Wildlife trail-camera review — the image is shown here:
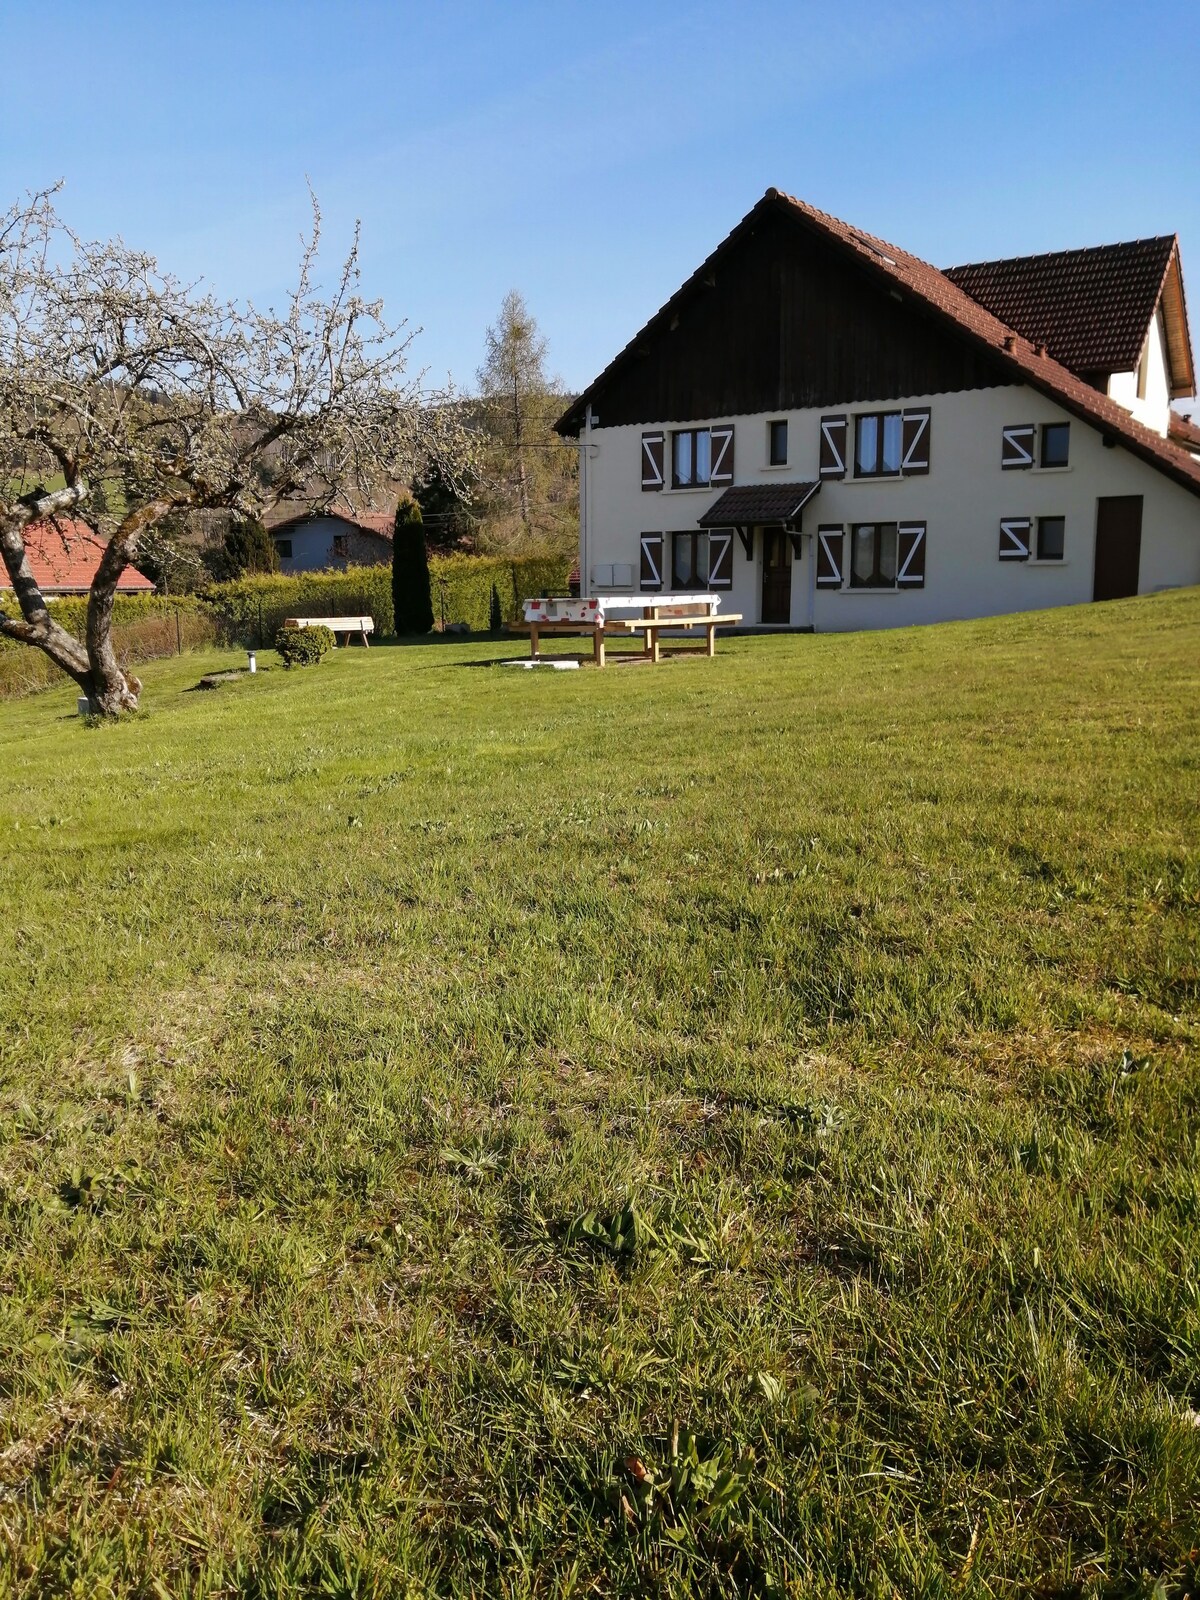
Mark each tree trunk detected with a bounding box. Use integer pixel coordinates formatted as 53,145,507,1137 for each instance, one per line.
0,488,162,716
511,373,531,535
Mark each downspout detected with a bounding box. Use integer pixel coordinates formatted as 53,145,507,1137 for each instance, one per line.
580,405,597,597
806,530,816,630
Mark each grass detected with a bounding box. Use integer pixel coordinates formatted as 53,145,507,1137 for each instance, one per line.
0,594,1198,1598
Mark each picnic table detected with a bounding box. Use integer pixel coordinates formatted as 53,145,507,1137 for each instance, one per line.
282,615,374,647
509,594,741,667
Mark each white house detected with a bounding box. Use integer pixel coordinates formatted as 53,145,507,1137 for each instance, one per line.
555,190,1200,630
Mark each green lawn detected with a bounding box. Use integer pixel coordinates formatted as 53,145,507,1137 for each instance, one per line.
1,596,1198,1598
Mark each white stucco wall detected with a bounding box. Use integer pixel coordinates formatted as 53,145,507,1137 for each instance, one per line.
579,384,1200,633
1108,307,1172,435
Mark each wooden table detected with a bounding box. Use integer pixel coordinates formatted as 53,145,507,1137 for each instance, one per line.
510,595,741,667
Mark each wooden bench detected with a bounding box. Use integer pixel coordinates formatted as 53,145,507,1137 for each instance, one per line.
508,618,607,666
604,601,742,663
283,615,374,647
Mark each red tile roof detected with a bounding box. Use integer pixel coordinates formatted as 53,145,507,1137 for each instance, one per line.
1,520,155,594
944,236,1179,378
558,190,1200,502
265,506,395,539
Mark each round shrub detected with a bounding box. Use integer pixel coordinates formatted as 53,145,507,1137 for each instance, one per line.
274,623,335,667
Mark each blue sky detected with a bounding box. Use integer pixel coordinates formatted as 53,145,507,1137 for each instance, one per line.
2,1,1197,401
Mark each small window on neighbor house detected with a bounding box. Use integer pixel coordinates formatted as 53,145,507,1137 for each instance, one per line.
768,419,788,466
1040,423,1070,468
276,538,292,559
855,412,903,477
1137,339,1150,400
332,533,349,558
1036,516,1065,561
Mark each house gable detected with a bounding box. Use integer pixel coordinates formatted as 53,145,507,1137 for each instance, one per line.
559,203,1012,434
560,190,1200,504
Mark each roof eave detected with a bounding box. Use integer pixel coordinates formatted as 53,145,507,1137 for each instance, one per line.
1162,244,1196,399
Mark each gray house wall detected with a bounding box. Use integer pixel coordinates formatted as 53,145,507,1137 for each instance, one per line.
272,515,391,573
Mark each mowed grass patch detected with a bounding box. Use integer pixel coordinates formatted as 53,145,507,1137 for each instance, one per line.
0,594,1198,1597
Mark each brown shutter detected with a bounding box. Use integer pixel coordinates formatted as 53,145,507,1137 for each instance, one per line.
897,521,926,586
901,409,931,474
819,415,847,477
1001,425,1035,469
641,432,664,490
710,425,735,485
639,532,664,589
999,517,1031,560
816,525,844,587
707,529,733,588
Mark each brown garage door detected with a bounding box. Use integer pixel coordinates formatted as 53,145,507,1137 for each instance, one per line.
1093,496,1142,602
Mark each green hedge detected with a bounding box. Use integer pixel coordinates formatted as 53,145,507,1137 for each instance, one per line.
0,591,209,646
204,554,571,644
202,569,395,647
429,554,571,633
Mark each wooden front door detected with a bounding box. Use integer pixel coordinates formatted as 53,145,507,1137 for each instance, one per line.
1093,496,1142,601
761,527,792,623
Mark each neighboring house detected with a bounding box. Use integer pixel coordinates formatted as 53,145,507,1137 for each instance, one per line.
1,519,155,596
265,508,394,573
556,189,1200,631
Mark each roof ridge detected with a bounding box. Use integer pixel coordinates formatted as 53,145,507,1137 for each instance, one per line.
945,234,1177,277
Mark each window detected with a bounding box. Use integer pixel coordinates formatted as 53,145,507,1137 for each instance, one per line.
1036,516,1065,561
1040,423,1070,468
332,533,349,558
1137,338,1150,400
855,412,903,477
849,523,899,588
276,538,293,559
672,531,709,589
768,419,788,466
673,428,711,487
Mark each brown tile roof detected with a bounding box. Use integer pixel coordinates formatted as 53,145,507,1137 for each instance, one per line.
698,480,820,526
265,505,395,539
558,190,1200,503
943,236,1178,378
1,520,155,595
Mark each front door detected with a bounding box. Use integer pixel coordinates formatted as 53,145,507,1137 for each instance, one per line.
761,527,792,623
1093,496,1142,601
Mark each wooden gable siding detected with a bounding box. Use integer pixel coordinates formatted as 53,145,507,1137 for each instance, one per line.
582,209,1012,430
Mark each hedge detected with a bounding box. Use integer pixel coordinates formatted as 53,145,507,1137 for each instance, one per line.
203,553,572,644
429,554,571,633
201,569,395,648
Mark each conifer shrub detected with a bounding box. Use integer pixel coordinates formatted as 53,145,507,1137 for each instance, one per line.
392,499,434,635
